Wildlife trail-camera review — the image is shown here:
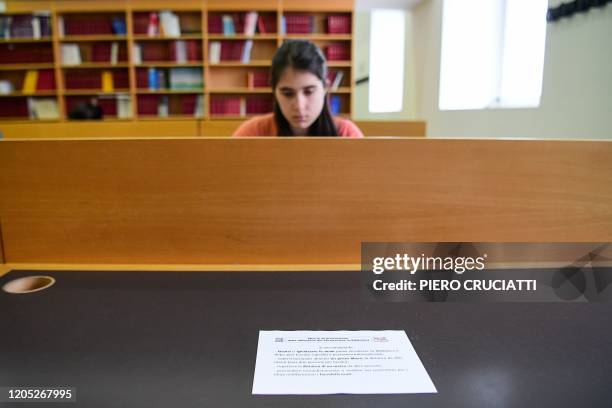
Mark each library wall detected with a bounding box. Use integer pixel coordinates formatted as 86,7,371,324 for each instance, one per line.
412,0,612,139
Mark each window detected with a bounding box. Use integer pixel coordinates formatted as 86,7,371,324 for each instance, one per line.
369,9,406,113
439,0,548,110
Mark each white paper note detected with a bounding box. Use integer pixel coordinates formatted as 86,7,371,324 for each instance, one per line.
252,330,437,395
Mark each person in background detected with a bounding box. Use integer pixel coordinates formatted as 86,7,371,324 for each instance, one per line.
233,40,363,137
68,97,103,120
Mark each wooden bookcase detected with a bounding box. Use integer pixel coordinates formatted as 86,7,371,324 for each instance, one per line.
0,0,355,136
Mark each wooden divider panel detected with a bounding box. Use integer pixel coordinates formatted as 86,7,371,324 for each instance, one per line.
0,138,610,265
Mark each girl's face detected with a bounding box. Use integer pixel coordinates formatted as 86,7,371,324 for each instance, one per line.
274,67,327,135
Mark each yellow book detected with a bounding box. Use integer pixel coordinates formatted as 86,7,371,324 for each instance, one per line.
101,71,114,92
22,70,39,94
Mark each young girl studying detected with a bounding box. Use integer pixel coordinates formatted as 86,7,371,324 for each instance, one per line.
233,40,363,137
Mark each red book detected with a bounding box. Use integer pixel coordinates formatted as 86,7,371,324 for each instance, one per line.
138,95,159,115
246,96,262,114
181,94,198,115
220,41,242,61
211,96,241,115
36,69,56,91
233,13,244,34
327,14,351,34
208,14,223,34
97,98,117,116
257,15,267,34
186,41,201,61
91,43,111,62
287,14,312,34
65,71,101,89
326,43,350,61
0,98,29,118
133,13,149,35
142,44,168,62
136,69,148,89
118,43,128,62
265,14,277,33
113,70,129,89
253,71,269,88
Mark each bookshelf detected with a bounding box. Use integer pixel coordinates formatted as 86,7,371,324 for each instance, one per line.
0,0,355,133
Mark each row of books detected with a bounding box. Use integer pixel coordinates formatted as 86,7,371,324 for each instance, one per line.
3,43,349,68
137,94,204,117
0,97,59,119
1,69,341,95
1,96,307,119
60,43,127,65
281,14,351,34
58,15,126,36
0,13,52,39
209,95,272,116
132,40,201,63
138,67,203,91
209,40,254,63
133,11,188,37
64,70,129,90
208,12,276,36
0,12,349,39
0,43,53,63
0,69,56,95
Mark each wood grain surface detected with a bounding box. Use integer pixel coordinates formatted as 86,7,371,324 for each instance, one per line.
0,138,610,265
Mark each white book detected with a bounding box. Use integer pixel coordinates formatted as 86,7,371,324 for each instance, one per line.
158,96,169,117
160,11,181,37
331,71,344,91
27,97,36,119
110,42,119,64
132,43,142,64
194,95,204,117
244,11,258,36
147,12,158,37
240,97,246,116
61,44,81,65
174,40,187,63
0,80,13,94
116,94,132,118
209,41,221,64
2,16,11,39
57,15,64,38
31,17,41,39
241,39,253,63
29,98,59,120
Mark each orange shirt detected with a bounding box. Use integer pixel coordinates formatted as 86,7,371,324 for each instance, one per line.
232,113,364,137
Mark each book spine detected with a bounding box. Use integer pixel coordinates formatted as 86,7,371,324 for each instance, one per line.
148,67,158,90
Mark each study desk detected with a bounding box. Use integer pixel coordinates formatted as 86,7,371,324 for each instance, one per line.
2,268,611,407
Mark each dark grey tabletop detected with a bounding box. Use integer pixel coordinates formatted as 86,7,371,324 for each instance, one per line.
1,269,611,407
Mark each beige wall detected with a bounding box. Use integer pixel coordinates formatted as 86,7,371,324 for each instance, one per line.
355,0,612,139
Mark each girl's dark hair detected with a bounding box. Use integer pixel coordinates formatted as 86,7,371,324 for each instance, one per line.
270,40,338,137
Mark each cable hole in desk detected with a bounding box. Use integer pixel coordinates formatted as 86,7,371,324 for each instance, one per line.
2,276,56,294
